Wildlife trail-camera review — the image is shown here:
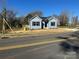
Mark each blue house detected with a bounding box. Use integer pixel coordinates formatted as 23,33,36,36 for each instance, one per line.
29,16,59,29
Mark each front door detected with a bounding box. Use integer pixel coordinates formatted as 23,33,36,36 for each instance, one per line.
45,22,48,27
41,22,45,29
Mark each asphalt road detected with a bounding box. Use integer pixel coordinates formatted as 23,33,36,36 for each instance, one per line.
0,42,78,59
0,32,78,59
0,42,65,59
0,32,72,47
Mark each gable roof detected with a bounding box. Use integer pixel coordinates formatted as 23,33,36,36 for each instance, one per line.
29,15,58,22
40,17,47,20
48,16,58,21
30,15,42,21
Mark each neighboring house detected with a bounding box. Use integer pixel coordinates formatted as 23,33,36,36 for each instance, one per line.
47,17,58,29
29,16,42,29
29,16,59,29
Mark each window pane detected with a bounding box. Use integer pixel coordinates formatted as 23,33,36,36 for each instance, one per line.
51,22,55,26
32,22,36,26
37,22,40,26
32,22,40,26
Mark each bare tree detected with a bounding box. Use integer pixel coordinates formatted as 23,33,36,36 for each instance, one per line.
59,10,69,26
0,9,22,29
0,13,3,30
23,11,43,25
71,16,78,27
30,11,43,16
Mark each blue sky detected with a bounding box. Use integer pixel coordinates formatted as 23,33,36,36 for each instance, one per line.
0,0,79,17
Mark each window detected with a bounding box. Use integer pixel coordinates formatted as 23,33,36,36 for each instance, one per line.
37,22,40,26
32,22,40,26
51,22,55,26
32,22,36,26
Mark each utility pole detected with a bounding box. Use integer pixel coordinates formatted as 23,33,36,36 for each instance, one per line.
2,0,14,36
2,0,6,34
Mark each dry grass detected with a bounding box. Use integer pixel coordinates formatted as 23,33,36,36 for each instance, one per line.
0,28,73,38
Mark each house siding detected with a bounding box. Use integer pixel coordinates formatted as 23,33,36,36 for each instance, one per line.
47,19,58,29
30,16,42,29
29,16,58,30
